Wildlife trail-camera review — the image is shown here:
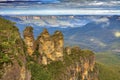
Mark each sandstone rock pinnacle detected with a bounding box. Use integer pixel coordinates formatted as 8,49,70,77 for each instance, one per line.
23,26,34,56
36,29,64,64
37,28,55,62
52,31,64,60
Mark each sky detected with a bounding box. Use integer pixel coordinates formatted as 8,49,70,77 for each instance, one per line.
0,0,120,15
0,0,60,2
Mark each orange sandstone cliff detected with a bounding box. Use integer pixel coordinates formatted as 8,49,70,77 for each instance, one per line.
0,17,98,80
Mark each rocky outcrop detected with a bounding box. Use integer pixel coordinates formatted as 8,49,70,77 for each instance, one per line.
0,17,31,80
0,17,98,80
65,47,71,55
23,26,34,56
37,29,55,62
22,27,98,80
23,28,64,65
52,31,64,60
36,29,64,65
63,47,98,80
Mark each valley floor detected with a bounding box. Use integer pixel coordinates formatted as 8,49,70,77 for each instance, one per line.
95,51,120,80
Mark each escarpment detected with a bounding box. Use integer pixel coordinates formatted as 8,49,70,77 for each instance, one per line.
0,17,31,80
62,47,98,80
23,27,98,80
0,17,98,80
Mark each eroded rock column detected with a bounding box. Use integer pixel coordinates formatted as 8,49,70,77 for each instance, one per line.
37,29,55,64
37,29,64,64
52,31,64,60
23,26,34,56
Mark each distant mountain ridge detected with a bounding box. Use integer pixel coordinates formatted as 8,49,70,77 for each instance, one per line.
2,15,120,52
64,15,120,51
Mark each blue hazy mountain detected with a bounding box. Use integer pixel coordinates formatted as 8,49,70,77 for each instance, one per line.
64,16,120,51
2,15,120,52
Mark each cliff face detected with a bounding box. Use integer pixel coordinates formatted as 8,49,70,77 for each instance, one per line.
23,27,98,80
61,47,98,80
0,17,98,80
0,17,31,80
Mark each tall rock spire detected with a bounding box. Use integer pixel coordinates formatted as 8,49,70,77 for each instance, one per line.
52,31,64,60
36,29,64,64
37,28,55,64
23,26,34,56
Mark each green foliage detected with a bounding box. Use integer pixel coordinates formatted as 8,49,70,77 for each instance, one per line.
0,17,96,80
0,53,11,64
29,63,52,80
29,47,95,80
96,51,120,80
63,48,94,66
0,17,26,78
96,63,120,80
96,51,120,65
33,50,40,58
0,17,24,62
28,60,66,80
0,17,18,78
47,61,66,80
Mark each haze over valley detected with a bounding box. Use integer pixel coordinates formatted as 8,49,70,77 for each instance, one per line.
3,15,120,52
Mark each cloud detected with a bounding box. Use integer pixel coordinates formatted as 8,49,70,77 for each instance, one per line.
88,1,120,6
90,38,106,47
91,17,110,27
1,9,120,15
0,0,120,15
9,16,89,28
95,17,109,23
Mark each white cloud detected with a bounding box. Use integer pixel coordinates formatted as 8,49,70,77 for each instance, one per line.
90,38,106,47
1,9,120,15
11,15,90,28
87,1,120,6
95,17,109,23
0,0,120,15
91,17,110,27
58,20,73,27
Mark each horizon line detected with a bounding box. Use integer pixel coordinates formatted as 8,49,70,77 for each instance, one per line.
1,9,120,16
